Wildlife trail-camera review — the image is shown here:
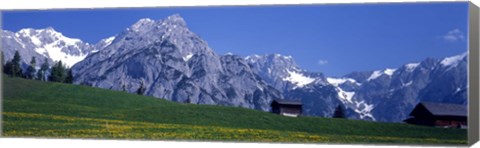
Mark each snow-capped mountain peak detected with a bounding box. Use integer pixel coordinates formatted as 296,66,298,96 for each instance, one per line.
2,27,115,68
13,27,94,67
16,27,82,46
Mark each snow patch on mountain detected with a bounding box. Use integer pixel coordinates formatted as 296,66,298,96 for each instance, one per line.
367,70,383,81
384,68,396,76
38,43,87,67
282,69,315,88
18,28,82,47
441,52,467,67
405,63,419,72
326,77,359,103
336,87,355,103
327,77,360,86
29,35,42,46
367,68,396,81
183,53,194,61
104,36,115,44
354,100,376,120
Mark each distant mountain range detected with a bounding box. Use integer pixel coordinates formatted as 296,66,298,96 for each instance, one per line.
1,14,467,122
2,27,114,67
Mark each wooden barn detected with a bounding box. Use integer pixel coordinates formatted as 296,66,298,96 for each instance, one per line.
404,102,467,128
271,99,302,117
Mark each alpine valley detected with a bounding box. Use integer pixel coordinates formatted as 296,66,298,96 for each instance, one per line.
1,14,467,122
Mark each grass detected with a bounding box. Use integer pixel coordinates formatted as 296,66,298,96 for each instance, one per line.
1,77,468,145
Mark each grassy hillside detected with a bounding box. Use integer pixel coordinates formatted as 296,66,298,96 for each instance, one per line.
1,77,467,145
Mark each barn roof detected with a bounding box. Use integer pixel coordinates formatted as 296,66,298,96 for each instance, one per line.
272,99,302,105
420,102,467,117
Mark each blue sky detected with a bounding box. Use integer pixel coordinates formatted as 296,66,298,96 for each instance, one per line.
2,2,469,76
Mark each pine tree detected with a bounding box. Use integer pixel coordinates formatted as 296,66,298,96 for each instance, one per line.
65,68,73,83
1,51,4,70
37,58,49,81
1,52,4,77
25,57,37,79
136,83,145,95
333,105,346,118
49,60,66,82
4,61,12,76
11,51,23,77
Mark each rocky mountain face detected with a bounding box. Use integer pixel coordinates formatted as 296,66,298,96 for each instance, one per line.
72,14,281,111
4,14,467,123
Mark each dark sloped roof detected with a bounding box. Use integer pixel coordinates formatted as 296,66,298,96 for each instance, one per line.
420,102,467,117
272,99,302,105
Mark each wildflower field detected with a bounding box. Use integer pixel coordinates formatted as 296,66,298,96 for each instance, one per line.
1,77,467,145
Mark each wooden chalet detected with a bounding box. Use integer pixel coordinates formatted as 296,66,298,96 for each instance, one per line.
404,102,467,128
271,99,302,117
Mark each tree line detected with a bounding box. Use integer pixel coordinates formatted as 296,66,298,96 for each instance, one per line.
2,50,148,96
333,104,346,119
3,51,73,83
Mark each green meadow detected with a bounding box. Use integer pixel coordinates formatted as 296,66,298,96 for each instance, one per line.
2,77,467,145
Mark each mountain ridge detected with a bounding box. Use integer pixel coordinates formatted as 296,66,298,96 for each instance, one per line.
1,27,115,68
